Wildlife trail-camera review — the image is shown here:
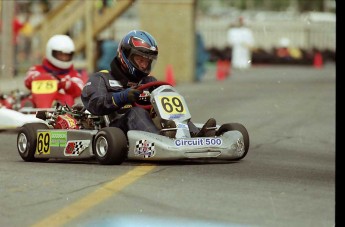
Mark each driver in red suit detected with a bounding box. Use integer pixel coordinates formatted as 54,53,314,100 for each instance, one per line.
24,34,85,106
81,30,216,138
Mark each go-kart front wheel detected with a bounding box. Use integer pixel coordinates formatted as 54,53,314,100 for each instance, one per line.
17,123,49,162
93,127,127,165
216,123,250,161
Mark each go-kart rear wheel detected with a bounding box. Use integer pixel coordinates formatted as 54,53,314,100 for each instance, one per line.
93,127,127,165
216,123,250,161
17,123,49,162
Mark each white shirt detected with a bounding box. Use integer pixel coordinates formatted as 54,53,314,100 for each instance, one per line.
227,26,254,69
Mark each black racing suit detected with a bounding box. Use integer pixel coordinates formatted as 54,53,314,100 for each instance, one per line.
81,57,160,135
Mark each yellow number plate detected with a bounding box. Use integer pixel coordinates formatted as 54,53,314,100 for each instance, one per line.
36,132,51,154
159,95,186,114
32,80,58,94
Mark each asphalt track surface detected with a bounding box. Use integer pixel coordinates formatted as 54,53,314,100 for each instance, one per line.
0,63,336,227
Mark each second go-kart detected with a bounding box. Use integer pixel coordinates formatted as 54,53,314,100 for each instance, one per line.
16,81,249,165
0,73,63,130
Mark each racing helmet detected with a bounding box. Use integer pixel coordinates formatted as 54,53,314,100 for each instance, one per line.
117,30,158,81
46,34,75,69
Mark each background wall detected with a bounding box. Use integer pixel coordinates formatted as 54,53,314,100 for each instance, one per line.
138,0,196,83
1,0,335,79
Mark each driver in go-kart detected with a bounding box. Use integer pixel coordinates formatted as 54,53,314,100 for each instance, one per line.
24,34,85,106
81,30,216,138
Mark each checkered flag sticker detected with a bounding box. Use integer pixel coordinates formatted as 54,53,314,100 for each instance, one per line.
64,140,91,156
134,140,155,158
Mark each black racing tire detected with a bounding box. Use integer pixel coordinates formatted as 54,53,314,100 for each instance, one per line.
17,123,49,162
93,127,127,165
216,123,250,161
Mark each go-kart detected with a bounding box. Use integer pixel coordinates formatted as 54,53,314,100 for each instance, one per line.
0,73,60,112
1,69,88,112
0,71,89,130
0,74,61,130
16,81,249,165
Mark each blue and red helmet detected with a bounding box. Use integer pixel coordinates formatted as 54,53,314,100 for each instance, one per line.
117,30,158,81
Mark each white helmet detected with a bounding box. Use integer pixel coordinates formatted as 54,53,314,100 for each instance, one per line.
46,34,75,69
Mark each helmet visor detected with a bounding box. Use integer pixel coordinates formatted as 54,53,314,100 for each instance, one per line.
128,50,157,74
52,50,74,62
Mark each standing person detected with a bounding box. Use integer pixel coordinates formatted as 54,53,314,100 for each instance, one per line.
24,34,85,106
96,39,118,71
81,30,216,139
195,31,209,82
227,16,255,69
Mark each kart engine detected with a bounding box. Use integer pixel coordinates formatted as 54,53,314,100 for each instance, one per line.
36,103,104,130
54,114,79,129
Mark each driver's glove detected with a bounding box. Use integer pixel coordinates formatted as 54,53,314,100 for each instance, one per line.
58,76,72,90
112,88,141,107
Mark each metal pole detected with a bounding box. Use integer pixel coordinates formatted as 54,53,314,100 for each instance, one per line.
85,1,94,73
0,0,14,78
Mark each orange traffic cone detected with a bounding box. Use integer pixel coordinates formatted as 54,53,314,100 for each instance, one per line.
313,52,323,69
165,64,176,86
224,60,231,77
216,60,226,80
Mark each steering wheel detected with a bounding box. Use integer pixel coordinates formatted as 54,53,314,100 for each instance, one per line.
134,81,173,110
